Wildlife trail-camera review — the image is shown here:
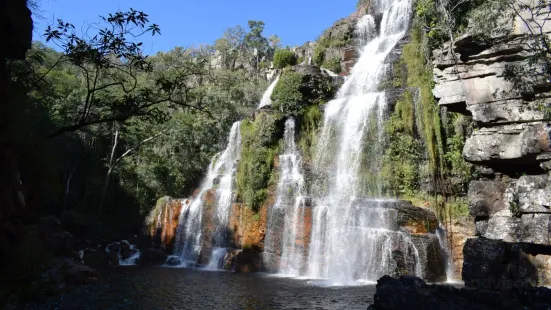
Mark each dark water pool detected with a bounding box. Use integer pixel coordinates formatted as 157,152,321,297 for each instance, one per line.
27,267,375,310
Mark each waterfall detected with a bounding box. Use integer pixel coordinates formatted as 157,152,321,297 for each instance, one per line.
173,121,241,266
258,75,281,109
264,118,309,276
173,71,282,268
321,68,339,77
436,225,455,281
305,0,414,284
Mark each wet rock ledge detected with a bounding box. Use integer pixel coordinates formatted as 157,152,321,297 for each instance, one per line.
368,275,551,310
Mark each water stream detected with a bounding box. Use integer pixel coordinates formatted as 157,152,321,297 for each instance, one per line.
305,0,414,284
173,121,241,266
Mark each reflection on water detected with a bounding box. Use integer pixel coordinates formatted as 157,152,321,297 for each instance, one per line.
27,266,375,310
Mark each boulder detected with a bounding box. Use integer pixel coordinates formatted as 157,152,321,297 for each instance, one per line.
463,238,551,290
368,275,551,310
233,250,261,273
120,241,132,259
107,250,119,266
166,256,181,266
137,249,168,266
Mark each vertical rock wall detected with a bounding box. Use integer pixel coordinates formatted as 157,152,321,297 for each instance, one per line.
433,3,551,288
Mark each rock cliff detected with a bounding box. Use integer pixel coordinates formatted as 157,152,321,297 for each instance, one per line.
433,2,551,289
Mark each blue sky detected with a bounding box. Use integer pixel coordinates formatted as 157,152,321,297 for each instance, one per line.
33,0,357,54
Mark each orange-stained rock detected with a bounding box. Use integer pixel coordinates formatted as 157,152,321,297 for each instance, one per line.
148,198,185,252
448,217,475,280
201,189,217,207
240,183,277,252
403,221,430,234
229,203,243,248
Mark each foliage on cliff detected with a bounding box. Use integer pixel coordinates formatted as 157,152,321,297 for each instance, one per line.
237,113,283,212
312,19,354,67
272,70,334,117
380,19,474,205
273,49,297,69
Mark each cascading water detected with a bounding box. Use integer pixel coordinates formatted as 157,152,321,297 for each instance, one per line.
305,0,415,284
173,71,282,269
173,121,241,266
264,118,309,276
258,75,280,109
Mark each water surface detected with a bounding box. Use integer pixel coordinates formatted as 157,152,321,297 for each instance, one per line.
30,267,375,309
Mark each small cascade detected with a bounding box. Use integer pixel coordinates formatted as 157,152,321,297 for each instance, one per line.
105,240,140,266
264,118,309,276
258,75,281,109
436,225,455,281
173,121,242,267
321,68,339,77
206,247,229,270
354,14,377,48
120,244,141,265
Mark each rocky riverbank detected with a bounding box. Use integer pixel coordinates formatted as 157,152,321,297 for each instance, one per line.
369,275,551,310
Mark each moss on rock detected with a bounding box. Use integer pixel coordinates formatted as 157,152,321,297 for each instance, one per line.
272,70,334,117
236,113,284,212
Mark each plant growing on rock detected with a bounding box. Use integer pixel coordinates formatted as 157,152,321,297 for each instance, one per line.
273,49,297,69
236,114,283,212
272,72,305,116
509,191,522,218
272,71,334,117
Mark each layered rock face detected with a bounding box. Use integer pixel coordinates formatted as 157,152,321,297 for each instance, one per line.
147,197,184,252
433,3,551,289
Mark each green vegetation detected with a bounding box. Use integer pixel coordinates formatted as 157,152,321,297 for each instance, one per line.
237,114,283,212
298,105,323,163
272,71,334,117
312,25,353,66
322,57,342,74
272,72,305,116
273,49,297,68
382,91,423,197
509,192,522,218
378,16,474,220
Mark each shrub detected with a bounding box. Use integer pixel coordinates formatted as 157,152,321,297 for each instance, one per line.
322,58,342,74
273,49,297,69
271,72,306,116
236,114,283,212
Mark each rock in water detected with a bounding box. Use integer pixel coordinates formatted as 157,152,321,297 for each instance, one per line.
166,256,181,266
369,275,551,310
137,249,168,266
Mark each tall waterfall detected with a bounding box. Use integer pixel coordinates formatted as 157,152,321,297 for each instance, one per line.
264,118,309,276
305,0,414,284
173,121,241,266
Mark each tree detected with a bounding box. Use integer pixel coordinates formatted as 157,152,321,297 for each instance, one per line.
269,35,282,49
273,49,296,68
244,20,270,70
42,9,212,137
